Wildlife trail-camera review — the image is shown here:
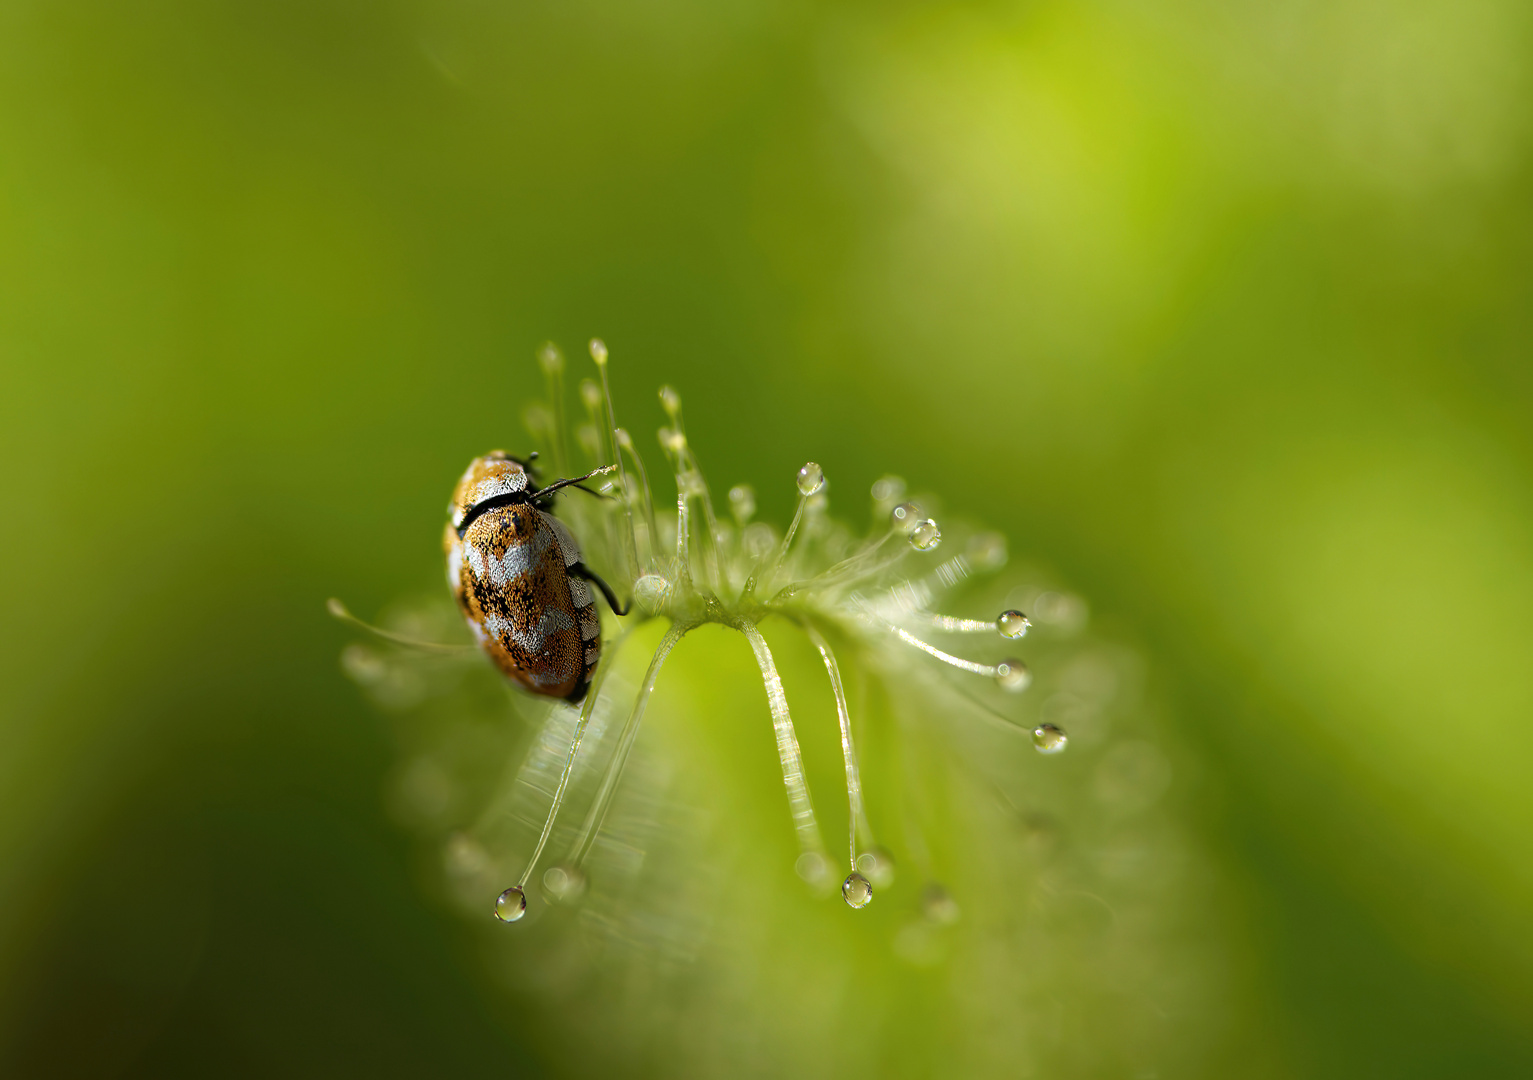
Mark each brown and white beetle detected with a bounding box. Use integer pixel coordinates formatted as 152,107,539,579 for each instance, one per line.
445,452,625,702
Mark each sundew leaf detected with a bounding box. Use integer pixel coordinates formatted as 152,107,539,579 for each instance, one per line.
334,345,1239,1078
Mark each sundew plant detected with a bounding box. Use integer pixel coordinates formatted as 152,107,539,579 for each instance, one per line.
334,341,1220,1077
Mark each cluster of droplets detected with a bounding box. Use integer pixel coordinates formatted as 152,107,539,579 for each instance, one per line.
340,337,1070,924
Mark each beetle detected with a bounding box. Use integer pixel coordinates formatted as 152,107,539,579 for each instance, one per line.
445,452,626,702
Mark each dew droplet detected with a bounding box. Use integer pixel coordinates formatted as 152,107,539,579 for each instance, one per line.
579,379,602,412
909,519,942,551
537,341,563,374
797,461,825,496
493,886,527,923
588,338,608,365
997,610,1031,639
1032,723,1068,754
922,883,961,925
728,484,756,524
542,863,588,902
891,502,922,531
842,872,873,909
995,658,1031,692
855,848,896,889
795,851,832,888
576,423,599,458
633,573,671,614
658,385,681,417
615,427,635,450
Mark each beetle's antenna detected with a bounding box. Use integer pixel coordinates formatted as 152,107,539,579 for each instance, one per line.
803,623,875,880
566,622,689,870
537,342,570,476
506,630,630,896
589,339,641,582
534,463,617,500
737,620,831,889
326,598,476,654
614,427,661,570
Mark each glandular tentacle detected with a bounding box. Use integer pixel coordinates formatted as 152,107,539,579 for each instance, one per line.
737,619,830,887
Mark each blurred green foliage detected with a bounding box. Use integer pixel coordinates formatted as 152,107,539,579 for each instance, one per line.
3,0,1533,1076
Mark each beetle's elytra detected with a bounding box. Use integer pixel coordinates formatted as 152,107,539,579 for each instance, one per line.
445,452,618,702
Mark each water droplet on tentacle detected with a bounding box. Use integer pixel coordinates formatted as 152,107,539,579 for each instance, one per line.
537,341,563,374
493,886,527,923
579,379,602,413
842,872,873,909
797,461,825,496
657,384,681,418
856,848,897,889
588,338,609,365
891,501,921,531
995,658,1031,691
1032,723,1068,754
542,863,588,903
909,519,942,551
633,573,671,614
728,484,756,524
997,610,1030,639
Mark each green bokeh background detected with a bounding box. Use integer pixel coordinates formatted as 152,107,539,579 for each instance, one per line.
4,0,1533,1075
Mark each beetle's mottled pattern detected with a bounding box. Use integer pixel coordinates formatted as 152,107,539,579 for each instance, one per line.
445,453,601,701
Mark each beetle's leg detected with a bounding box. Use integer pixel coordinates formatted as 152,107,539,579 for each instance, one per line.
571,563,630,617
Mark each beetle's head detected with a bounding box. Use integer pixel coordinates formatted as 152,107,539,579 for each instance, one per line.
448,451,538,529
